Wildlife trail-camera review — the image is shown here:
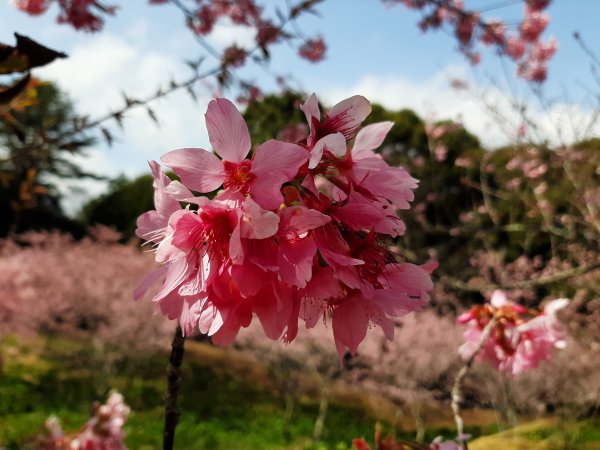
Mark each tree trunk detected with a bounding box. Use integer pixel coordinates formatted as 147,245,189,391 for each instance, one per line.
163,326,185,450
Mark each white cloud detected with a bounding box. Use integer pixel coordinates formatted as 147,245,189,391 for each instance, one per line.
207,21,256,50
31,26,215,214
317,67,600,148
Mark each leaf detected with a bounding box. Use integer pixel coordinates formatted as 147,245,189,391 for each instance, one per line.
275,7,286,23
290,0,323,18
185,59,199,72
260,45,270,61
0,34,66,74
101,127,113,147
0,73,31,106
113,112,124,129
186,86,197,103
147,107,160,126
217,69,230,87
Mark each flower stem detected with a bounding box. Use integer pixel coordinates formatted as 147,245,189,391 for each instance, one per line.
451,316,498,449
163,325,185,450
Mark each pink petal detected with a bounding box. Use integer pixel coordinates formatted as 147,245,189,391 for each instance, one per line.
332,295,369,355
313,223,364,267
161,148,225,192
205,98,251,163
283,295,301,343
198,303,224,335
179,297,205,336
352,121,394,158
133,265,167,300
490,289,508,308
149,160,180,217
250,140,308,210
334,189,404,237
544,298,569,316
156,290,184,321
254,289,289,341
278,237,317,288
211,324,239,346
136,210,166,242
164,180,194,200
246,238,279,271
154,257,192,301
231,263,264,297
277,206,331,239
380,263,434,293
327,95,371,139
229,219,244,265
300,93,320,128
240,197,280,239
171,210,202,251
309,132,346,169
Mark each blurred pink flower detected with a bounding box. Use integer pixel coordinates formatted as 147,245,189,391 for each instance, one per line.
299,36,326,62
12,0,49,15
459,291,569,377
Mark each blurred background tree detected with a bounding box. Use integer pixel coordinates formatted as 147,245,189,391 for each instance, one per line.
0,79,97,237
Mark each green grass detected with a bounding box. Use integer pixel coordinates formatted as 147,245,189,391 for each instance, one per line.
3,335,597,450
0,335,384,449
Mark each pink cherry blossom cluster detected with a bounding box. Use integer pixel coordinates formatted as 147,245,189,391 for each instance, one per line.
37,391,130,450
424,122,462,162
12,0,117,31
298,36,327,63
135,94,435,358
385,0,556,82
458,290,568,377
13,0,326,63
353,425,466,450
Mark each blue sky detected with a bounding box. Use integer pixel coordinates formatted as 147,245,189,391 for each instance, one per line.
1,0,600,213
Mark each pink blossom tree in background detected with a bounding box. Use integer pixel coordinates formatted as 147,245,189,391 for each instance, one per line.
0,227,174,377
385,0,556,82
352,312,463,443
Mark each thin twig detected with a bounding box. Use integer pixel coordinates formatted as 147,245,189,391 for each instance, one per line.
440,261,600,293
451,316,498,449
163,325,185,450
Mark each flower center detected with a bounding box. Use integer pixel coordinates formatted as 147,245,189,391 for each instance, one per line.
223,160,256,194
199,208,234,259
346,230,390,286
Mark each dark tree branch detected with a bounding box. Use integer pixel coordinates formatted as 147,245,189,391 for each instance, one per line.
164,325,185,450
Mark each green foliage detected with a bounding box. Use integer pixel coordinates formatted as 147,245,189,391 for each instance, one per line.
243,91,308,144
0,80,95,237
81,174,155,239
0,336,380,450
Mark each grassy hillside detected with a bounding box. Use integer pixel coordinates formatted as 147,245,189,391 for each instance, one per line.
1,334,597,449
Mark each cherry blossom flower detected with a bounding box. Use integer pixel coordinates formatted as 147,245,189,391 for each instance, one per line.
38,391,130,450
458,290,569,377
12,0,49,15
222,45,247,68
520,10,549,42
161,98,307,210
137,94,434,357
353,424,467,449
298,36,326,62
71,391,130,450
